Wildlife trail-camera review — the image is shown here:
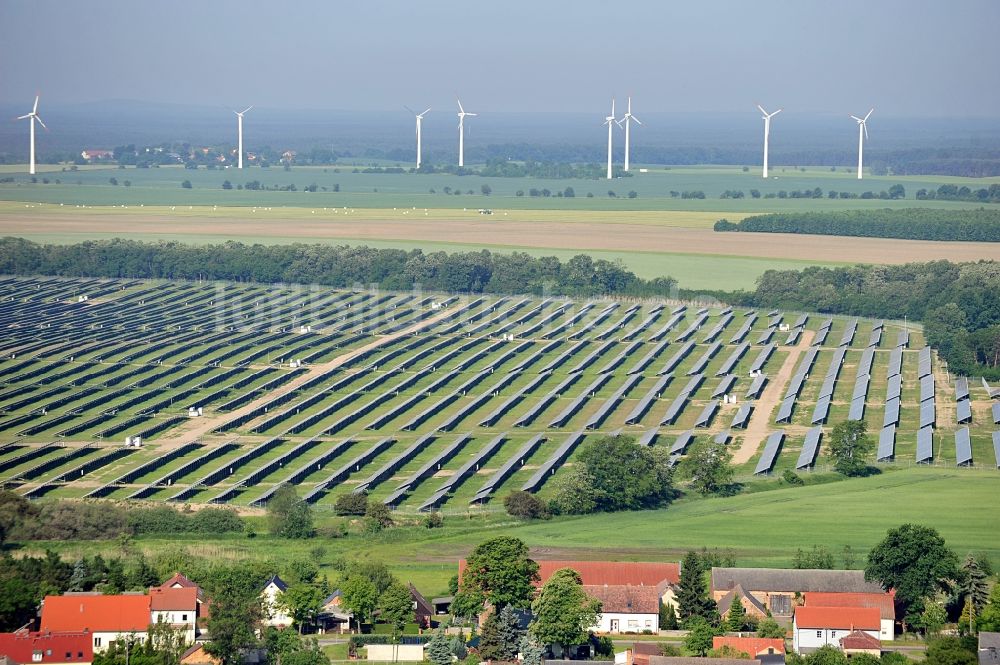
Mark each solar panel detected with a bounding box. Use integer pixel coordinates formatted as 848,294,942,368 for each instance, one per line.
703,314,734,343
768,313,784,328
852,374,871,402
754,431,785,474
597,340,644,375
886,374,902,401
872,319,885,331
818,318,833,330
749,344,776,373
918,346,932,378
679,373,705,397
897,330,910,348
627,338,671,375
955,377,970,401
877,425,896,461
670,430,695,455
694,400,720,428
659,394,689,425
811,395,832,425
755,326,777,345
796,426,822,469
887,348,903,378
916,426,934,463
883,397,901,427
472,434,546,502
637,428,658,446
745,373,768,400
714,431,730,445
993,402,1000,425
716,342,750,376
775,394,796,423
955,427,973,466
920,375,935,402
784,328,802,346
585,374,643,430
993,431,1000,468
857,347,876,377
711,374,738,399
731,403,753,429
658,340,697,375
520,431,586,492
730,315,757,344
983,378,1000,399
624,374,673,425
919,400,936,429
793,313,809,328
839,319,858,347
688,342,722,375
867,329,882,348
812,327,830,347
957,398,973,424
848,395,866,421
548,374,612,428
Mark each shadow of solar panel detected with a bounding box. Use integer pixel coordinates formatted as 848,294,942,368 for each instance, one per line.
670,430,695,455
637,428,658,446
694,400,720,428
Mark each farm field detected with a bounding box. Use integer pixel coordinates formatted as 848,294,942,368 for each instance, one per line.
1,276,997,523
4,165,1000,291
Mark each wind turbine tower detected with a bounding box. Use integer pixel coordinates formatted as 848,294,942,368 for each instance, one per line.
16,95,47,176
234,106,253,169
604,99,619,180
456,99,477,167
406,107,431,168
621,97,642,172
757,105,781,178
851,108,873,179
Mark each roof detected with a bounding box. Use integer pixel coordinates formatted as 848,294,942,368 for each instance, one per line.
41,595,151,633
712,568,884,595
840,630,882,651
149,587,198,612
458,559,679,587
0,631,93,664
804,592,895,621
159,573,199,590
408,584,433,616
717,584,767,616
981,632,1000,665
794,606,880,631
713,637,786,656
262,576,287,592
322,591,342,607
583,585,659,614
649,658,761,665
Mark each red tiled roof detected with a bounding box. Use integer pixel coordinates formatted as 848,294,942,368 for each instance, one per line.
840,629,882,651
458,560,679,587
41,595,151,633
159,573,199,590
713,637,786,656
149,588,198,612
804,592,895,621
0,631,94,664
794,606,880,631
583,585,660,614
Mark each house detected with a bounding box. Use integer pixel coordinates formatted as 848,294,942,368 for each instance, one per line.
839,630,882,657
180,644,220,665
149,587,199,643
260,576,292,628
430,596,453,615
716,584,769,620
980,632,1000,665
408,584,433,629
317,591,351,634
711,568,885,618
80,150,113,161
40,594,152,653
792,606,880,654
803,592,895,640
0,630,93,665
713,637,786,658
584,585,659,634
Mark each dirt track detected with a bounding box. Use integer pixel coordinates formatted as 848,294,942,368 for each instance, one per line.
3,211,1000,264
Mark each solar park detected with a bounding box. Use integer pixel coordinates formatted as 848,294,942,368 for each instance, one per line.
1,276,998,513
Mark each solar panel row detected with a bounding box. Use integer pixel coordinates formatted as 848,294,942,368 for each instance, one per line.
520,431,586,492
624,374,673,425
839,319,859,347
796,426,823,469
916,426,934,463
955,427,973,466
877,425,896,461
730,314,758,344
754,431,785,474
716,342,750,377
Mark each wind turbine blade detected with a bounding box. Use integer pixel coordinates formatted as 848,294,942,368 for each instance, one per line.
404,105,416,115
34,116,47,130
772,109,782,116
421,108,431,116
632,115,643,125
457,99,465,113
864,108,874,121
756,104,767,115
467,112,477,117
16,114,31,120
863,123,869,140
33,96,39,114
241,105,254,114
850,115,862,122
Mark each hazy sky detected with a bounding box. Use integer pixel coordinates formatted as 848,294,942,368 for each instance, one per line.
2,0,999,116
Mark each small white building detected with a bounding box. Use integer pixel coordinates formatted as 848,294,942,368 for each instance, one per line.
792,606,881,654
583,585,660,634
261,576,293,628
149,587,199,644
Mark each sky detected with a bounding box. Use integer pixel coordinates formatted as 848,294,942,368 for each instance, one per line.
1,0,999,117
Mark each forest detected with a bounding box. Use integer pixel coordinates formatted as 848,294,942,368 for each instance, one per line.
0,237,675,298
714,208,1000,242
740,261,1000,378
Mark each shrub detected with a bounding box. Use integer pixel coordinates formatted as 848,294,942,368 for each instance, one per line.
503,491,549,520
334,492,369,516
782,469,804,486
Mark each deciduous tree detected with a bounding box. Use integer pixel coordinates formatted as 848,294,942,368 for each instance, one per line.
529,569,601,654
828,420,874,476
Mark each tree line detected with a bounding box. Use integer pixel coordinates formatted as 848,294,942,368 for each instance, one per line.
715,208,1000,242
739,260,1000,378
0,237,677,298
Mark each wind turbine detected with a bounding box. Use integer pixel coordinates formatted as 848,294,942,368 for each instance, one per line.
457,99,477,167
604,98,619,180
621,97,642,172
851,108,873,180
406,106,431,168
757,104,781,179
16,95,47,176
234,106,253,169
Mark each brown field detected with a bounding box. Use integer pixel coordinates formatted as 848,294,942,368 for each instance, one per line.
2,208,1000,265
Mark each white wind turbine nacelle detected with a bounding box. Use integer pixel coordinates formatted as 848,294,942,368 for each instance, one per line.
234,105,253,169
16,95,47,176
457,99,477,167
621,96,643,172
757,104,781,179
851,108,874,179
